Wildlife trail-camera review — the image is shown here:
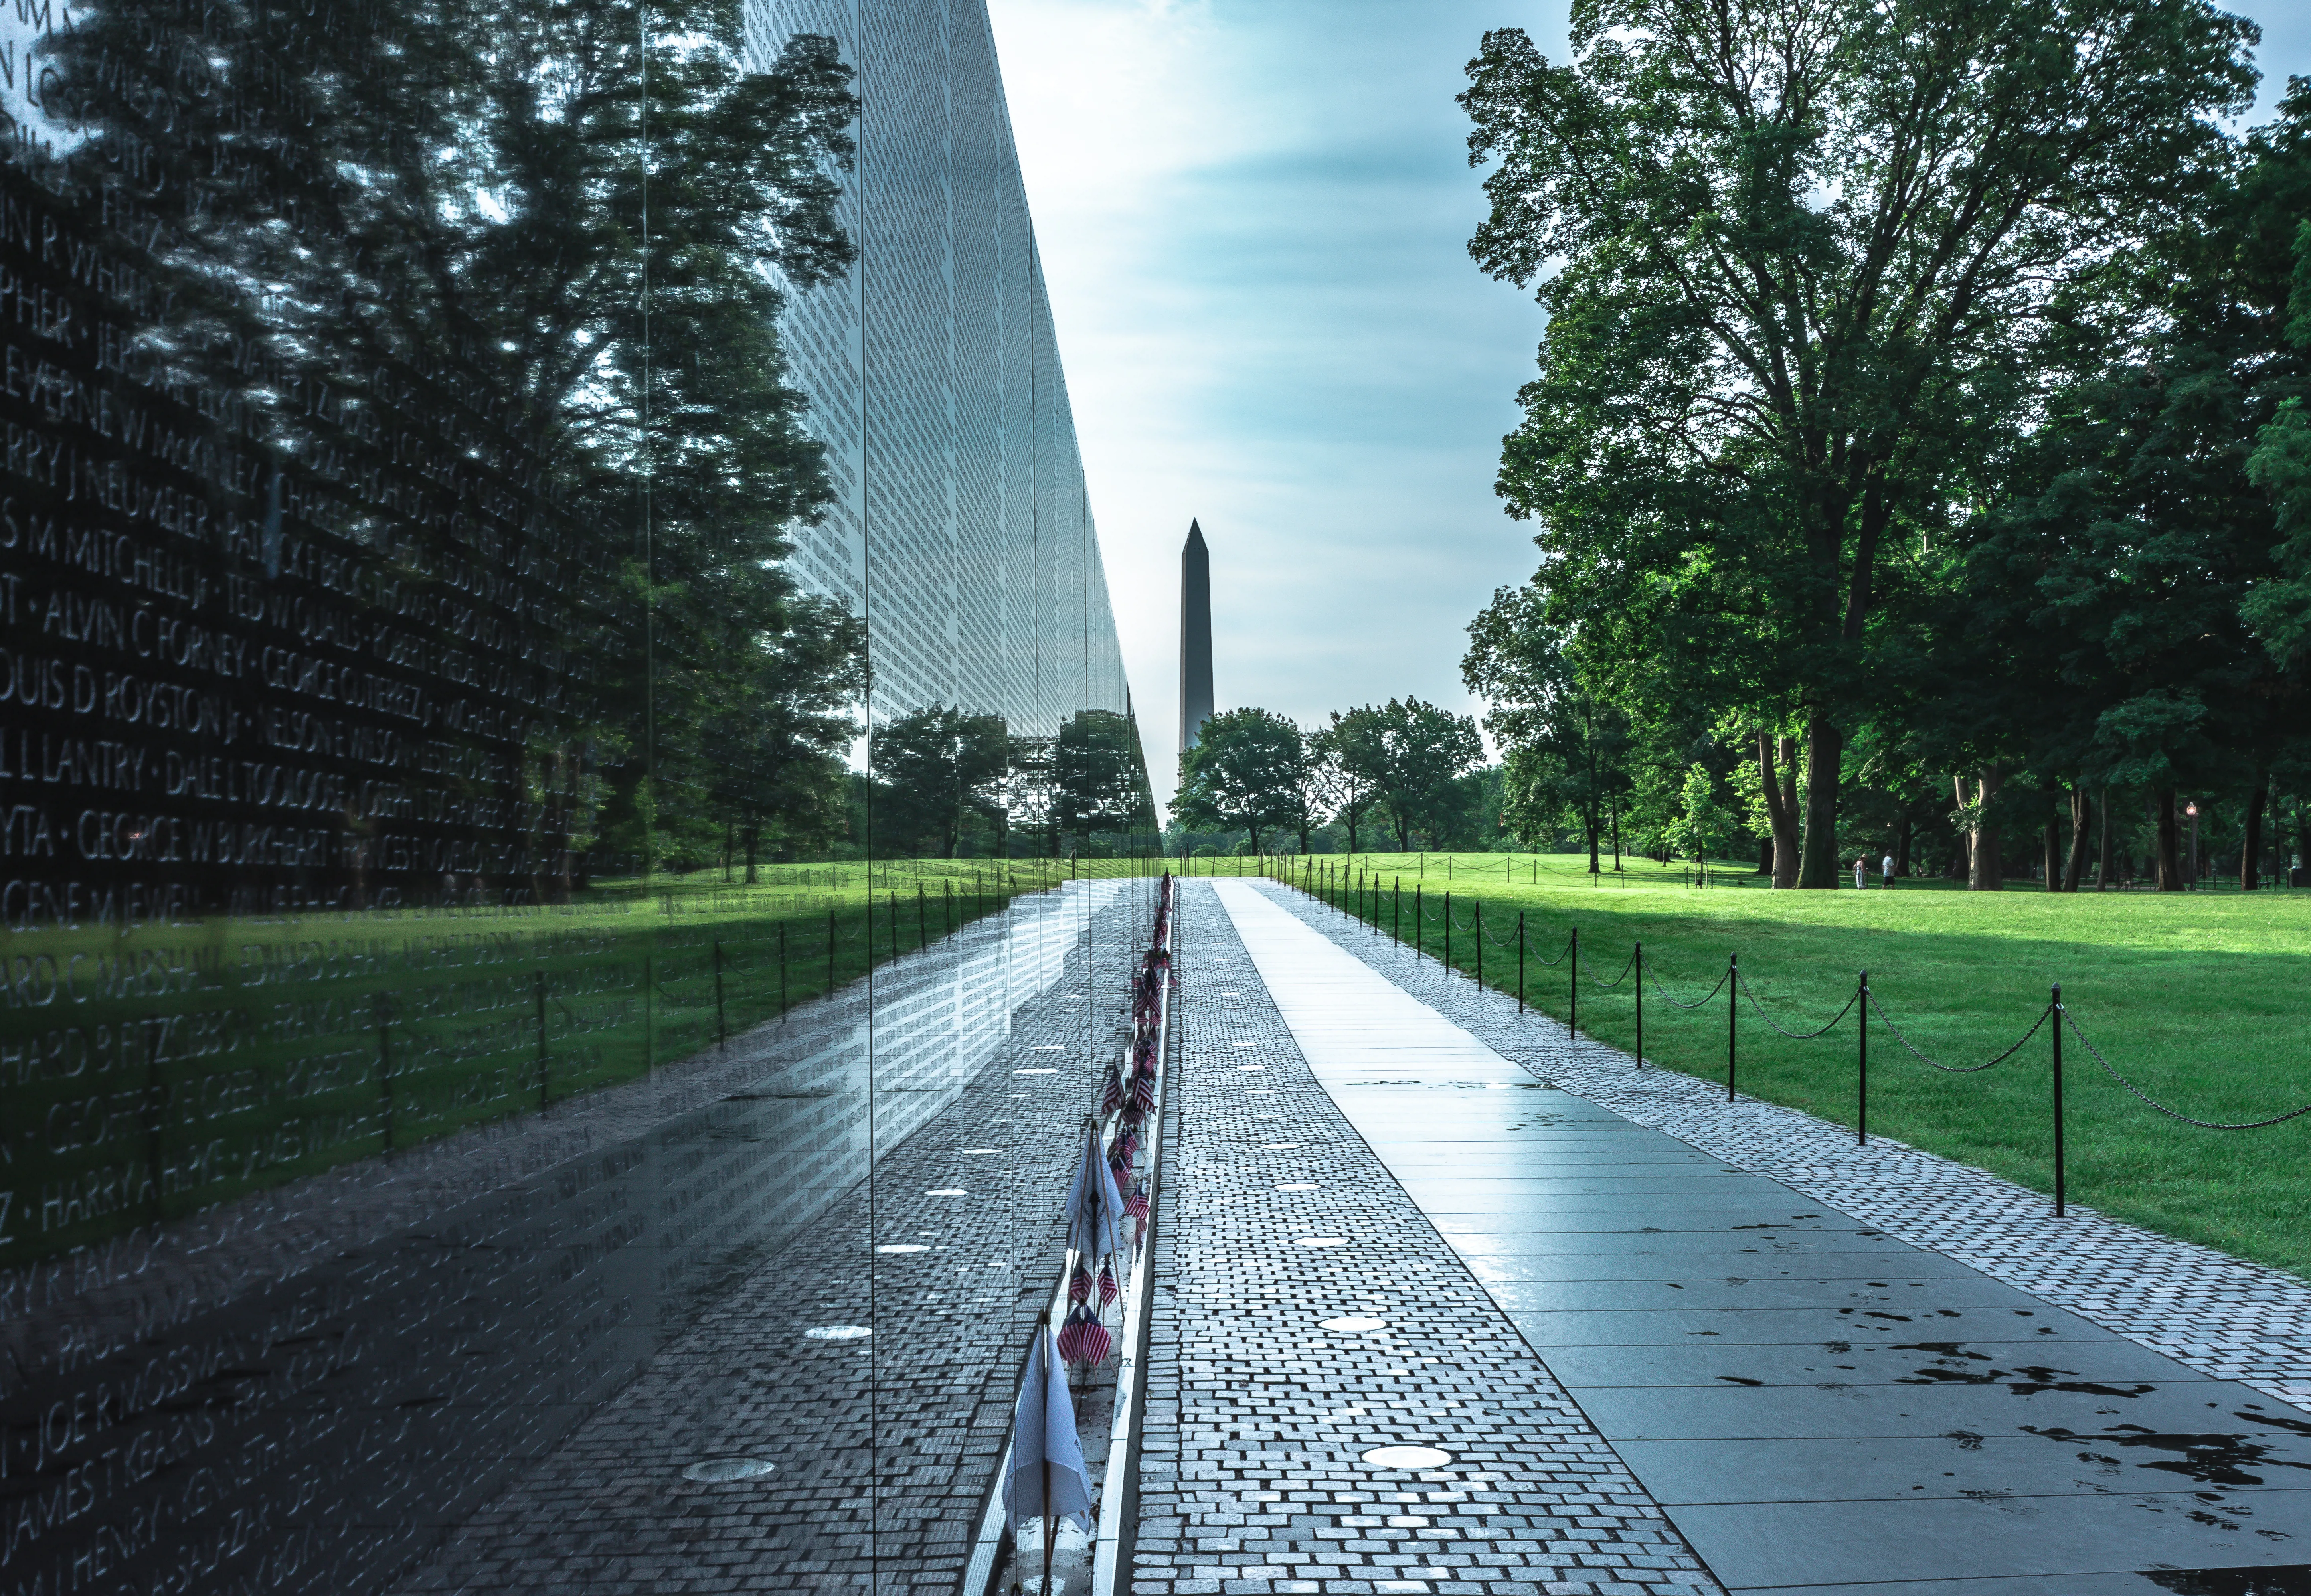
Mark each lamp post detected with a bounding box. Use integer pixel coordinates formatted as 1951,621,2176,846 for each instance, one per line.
2186,801,2200,887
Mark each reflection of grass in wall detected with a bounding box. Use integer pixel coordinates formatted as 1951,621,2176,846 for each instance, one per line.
1282,852,2311,1280
3,857,1178,1267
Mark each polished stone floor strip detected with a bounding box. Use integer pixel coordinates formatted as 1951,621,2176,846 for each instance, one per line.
1212,879,2311,1595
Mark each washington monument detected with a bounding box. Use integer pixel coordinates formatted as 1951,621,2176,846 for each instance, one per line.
1179,519,1213,752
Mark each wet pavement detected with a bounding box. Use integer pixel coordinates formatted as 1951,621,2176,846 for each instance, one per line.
1212,880,2311,1595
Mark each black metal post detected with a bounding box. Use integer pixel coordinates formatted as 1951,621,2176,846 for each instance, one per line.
918,885,928,949
1518,913,1526,1013
1634,942,1643,1068
780,922,789,1021
1857,970,1868,1146
1415,885,1423,959
642,950,654,1077
827,907,836,994
713,940,727,1052
889,892,899,964
1570,926,1579,1038
1444,891,1452,972
1394,876,1401,944
1726,952,1737,1102
538,969,552,1101
1475,901,1483,990
2052,982,2066,1217
376,993,395,1152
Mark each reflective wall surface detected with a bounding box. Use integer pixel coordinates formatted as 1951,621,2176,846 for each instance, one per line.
0,0,1150,1588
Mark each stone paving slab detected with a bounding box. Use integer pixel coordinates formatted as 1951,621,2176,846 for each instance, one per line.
1131,881,1721,1596
1234,879,2311,1594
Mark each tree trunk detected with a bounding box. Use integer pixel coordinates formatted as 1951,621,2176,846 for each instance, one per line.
1968,768,2003,891
1758,731,1801,889
1892,812,1912,878
2239,782,2266,890
1587,800,1599,875
2155,788,2182,889
2096,786,2111,890
2063,787,2090,891
743,822,759,886
1949,774,1971,881
2042,790,2063,890
1795,717,1842,888
1759,838,1773,873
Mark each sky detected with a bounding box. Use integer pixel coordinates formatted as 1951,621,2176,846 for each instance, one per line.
983,0,2311,815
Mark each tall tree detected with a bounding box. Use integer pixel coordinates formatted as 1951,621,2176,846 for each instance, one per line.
1173,709,1308,854
1460,0,2256,886
1310,711,1388,856
1465,593,1631,869
1361,699,1485,853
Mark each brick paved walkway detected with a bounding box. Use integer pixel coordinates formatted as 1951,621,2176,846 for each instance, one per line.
1131,881,1720,1596
1232,879,2311,1594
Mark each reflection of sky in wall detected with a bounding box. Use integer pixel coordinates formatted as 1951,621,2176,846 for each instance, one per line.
988,0,2311,814
2,8,90,161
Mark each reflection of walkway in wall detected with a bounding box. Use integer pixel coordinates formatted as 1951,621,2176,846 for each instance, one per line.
386,879,1158,1595
1,878,1143,1596
1178,878,2311,1594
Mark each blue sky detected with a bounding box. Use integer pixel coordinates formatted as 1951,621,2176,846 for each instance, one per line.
985,0,2311,812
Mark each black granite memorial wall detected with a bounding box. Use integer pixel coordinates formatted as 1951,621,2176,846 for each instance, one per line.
0,0,1149,1588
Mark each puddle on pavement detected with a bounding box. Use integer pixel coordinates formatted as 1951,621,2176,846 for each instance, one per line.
2140,1568,2311,1593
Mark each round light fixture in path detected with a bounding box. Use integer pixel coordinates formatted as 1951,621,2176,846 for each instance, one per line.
1263,1142,1301,1150
927,1189,967,1197
1277,1183,1319,1191
1295,1236,1347,1247
1320,1316,1388,1332
684,1458,775,1482
805,1325,871,1341
876,1243,931,1254
1014,1068,1057,1075
960,1148,1002,1154
1361,1445,1453,1470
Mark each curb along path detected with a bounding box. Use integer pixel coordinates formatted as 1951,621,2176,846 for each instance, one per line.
1241,877,2311,1594
1132,881,1721,1596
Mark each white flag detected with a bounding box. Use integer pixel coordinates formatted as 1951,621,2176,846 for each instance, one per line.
1064,1123,1125,1260
1002,1325,1093,1532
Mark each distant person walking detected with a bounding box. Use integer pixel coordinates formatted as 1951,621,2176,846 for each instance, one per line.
1882,851,1894,885
1854,857,1866,891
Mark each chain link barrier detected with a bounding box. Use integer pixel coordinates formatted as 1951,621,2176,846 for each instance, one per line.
1585,948,1637,990
1647,966,1729,1009
1736,967,1858,1039
1866,988,2046,1073
2061,1009,2311,1130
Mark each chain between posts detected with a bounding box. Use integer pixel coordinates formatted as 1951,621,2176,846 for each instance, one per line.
2062,1007,2311,1130
1735,966,1858,1039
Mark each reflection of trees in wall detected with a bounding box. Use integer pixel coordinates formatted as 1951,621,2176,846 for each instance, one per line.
42,0,864,900
1054,711,1160,843
872,707,1012,857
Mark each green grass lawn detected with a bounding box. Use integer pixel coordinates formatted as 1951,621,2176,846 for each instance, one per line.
1276,850,2311,1279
